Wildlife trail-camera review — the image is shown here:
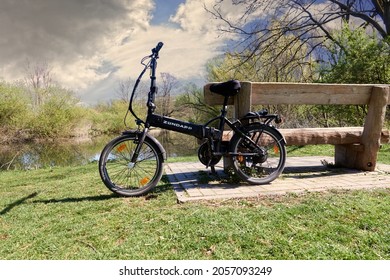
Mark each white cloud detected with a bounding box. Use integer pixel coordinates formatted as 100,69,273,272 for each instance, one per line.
0,0,155,90
3,0,365,104
84,0,232,103
108,0,250,79
0,0,248,104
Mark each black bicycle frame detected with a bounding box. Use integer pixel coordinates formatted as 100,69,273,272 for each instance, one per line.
147,114,205,138
128,42,268,163
147,90,232,140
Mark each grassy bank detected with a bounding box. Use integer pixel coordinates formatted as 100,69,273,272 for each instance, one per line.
1,158,390,260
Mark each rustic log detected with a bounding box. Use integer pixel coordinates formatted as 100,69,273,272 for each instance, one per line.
222,127,390,145
251,83,375,105
354,86,390,171
205,82,390,105
281,127,363,145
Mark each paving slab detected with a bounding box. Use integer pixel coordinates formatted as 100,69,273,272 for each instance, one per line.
164,156,390,202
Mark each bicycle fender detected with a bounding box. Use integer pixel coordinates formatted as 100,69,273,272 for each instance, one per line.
122,130,167,160
266,125,287,145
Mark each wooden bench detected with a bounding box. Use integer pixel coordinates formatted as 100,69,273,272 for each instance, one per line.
204,82,390,171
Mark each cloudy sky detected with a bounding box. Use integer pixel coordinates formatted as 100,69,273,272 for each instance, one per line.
0,0,245,104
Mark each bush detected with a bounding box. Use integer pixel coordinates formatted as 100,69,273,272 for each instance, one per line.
91,100,139,134
0,82,30,128
26,88,86,138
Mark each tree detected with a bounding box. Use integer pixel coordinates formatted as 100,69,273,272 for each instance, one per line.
174,83,220,124
207,21,316,83
115,77,148,103
207,0,390,70
156,72,178,117
317,25,390,126
320,24,390,84
115,77,133,103
24,60,53,108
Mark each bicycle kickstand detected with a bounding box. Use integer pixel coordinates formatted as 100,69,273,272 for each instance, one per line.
210,165,216,175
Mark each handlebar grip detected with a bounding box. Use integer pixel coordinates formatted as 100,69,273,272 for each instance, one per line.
152,42,164,54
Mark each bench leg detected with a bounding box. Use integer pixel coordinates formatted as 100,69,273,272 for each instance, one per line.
355,86,389,171
335,144,364,169
335,86,389,171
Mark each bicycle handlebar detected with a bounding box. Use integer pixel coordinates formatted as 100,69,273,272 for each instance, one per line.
152,42,164,55
127,42,164,126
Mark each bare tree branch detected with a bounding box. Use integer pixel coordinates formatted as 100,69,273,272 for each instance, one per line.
24,60,53,107
207,0,389,76
329,0,388,37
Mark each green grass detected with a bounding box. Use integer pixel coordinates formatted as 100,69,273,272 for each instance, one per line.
1,156,390,259
166,155,198,163
378,144,390,165
287,145,334,157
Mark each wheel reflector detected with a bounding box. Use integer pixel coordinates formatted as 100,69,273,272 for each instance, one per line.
117,143,126,153
140,177,150,186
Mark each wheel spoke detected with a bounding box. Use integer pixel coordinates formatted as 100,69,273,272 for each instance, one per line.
232,125,286,184
99,135,163,196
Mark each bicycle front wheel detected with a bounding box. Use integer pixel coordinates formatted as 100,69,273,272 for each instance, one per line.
99,134,164,196
230,124,286,184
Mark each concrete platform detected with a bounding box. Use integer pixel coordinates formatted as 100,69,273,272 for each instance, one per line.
164,157,390,202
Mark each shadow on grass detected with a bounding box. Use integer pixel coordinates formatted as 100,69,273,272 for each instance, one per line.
32,193,118,204
1,179,173,214
32,183,173,204
0,192,39,215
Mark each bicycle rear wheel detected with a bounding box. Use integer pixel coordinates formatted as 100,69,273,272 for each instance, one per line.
230,124,286,184
99,134,164,196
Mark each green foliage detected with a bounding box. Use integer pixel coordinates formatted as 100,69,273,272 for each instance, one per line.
317,25,390,127
0,81,93,140
91,100,144,134
91,101,128,134
27,88,86,138
321,25,390,84
205,23,390,128
0,81,30,128
0,79,146,141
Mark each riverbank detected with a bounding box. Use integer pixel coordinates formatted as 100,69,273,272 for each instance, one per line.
0,130,201,170
0,121,98,145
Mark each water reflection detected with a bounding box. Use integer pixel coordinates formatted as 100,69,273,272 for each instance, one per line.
152,130,198,158
0,131,198,170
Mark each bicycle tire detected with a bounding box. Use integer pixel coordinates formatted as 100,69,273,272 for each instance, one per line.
99,134,164,196
230,123,286,184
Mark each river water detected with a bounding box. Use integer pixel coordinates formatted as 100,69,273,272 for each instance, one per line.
0,131,198,170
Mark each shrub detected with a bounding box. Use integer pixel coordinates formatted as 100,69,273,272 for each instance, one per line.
0,81,30,128
26,88,85,138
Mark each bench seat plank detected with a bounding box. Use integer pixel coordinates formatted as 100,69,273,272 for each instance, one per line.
222,127,390,146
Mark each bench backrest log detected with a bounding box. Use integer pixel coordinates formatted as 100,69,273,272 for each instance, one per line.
204,82,390,171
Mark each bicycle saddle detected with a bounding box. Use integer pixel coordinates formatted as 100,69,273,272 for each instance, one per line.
209,80,241,96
